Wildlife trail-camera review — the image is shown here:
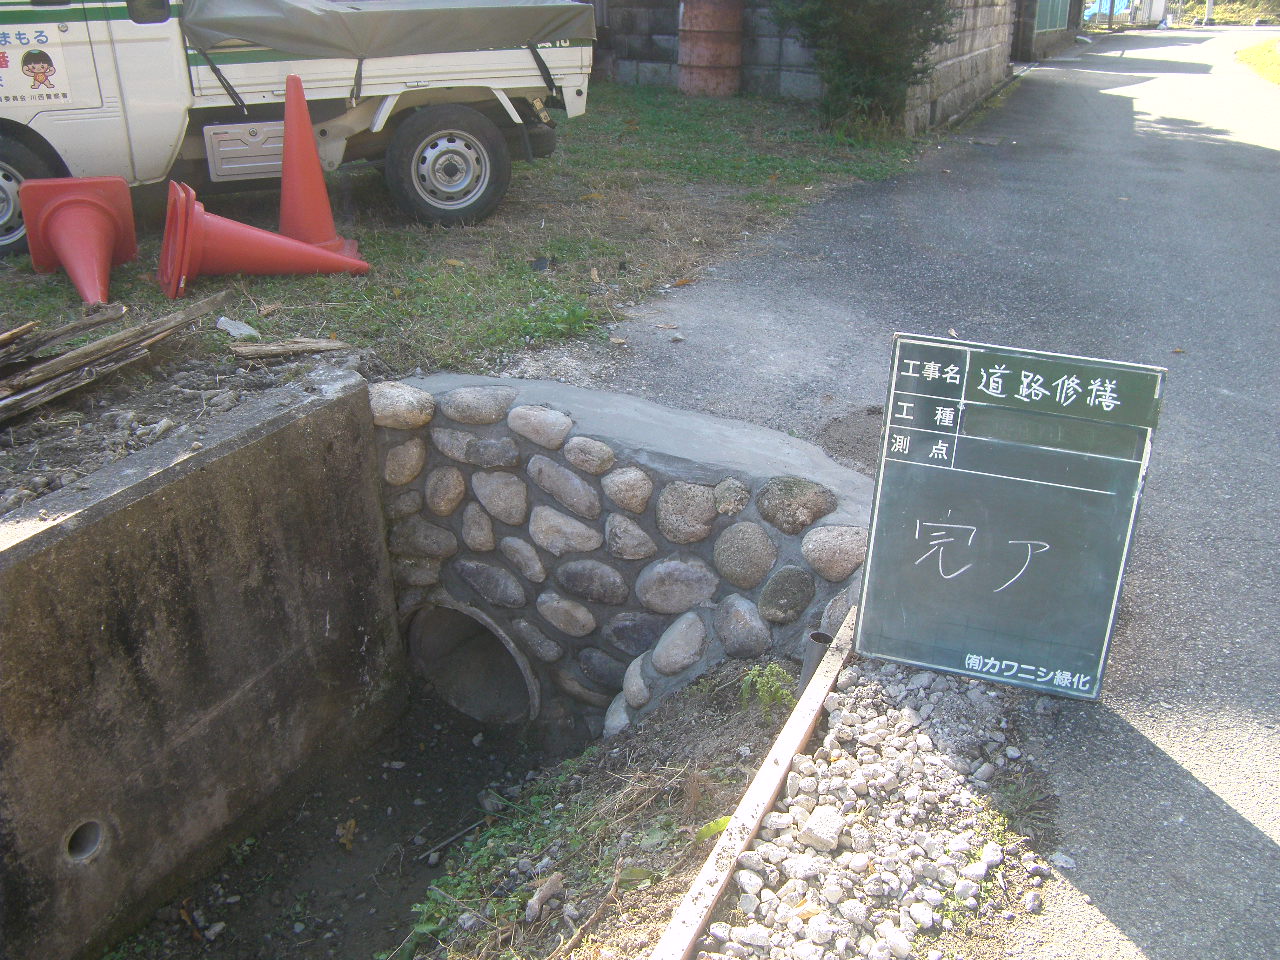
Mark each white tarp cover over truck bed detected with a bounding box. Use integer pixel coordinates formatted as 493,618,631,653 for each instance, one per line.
179,0,596,58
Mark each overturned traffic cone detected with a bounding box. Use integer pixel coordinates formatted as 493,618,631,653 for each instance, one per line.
20,176,137,305
159,181,368,299
280,74,358,257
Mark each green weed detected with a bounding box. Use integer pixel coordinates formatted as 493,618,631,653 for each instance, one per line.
739,662,798,722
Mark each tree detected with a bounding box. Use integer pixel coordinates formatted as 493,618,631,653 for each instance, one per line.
769,0,959,128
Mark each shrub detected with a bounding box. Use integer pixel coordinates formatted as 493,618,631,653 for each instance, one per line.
769,0,959,128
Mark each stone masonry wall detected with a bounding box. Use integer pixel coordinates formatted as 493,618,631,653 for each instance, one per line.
370,375,873,748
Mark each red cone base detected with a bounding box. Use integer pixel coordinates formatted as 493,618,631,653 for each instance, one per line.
159,181,369,299
280,74,358,256
20,176,137,304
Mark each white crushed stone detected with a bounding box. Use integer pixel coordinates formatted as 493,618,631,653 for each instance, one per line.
698,660,1052,960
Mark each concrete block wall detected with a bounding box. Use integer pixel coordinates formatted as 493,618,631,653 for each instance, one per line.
904,0,1017,133
604,0,1015,133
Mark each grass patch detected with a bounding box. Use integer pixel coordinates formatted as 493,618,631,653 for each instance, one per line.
3,82,914,375
1238,37,1280,85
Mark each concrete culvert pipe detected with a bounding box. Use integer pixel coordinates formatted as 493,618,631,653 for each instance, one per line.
407,605,538,725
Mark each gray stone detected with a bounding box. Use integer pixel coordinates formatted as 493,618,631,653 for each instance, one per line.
604,513,657,560
385,489,423,520
465,437,519,468
499,537,546,583
650,612,707,675
953,878,981,900
757,476,837,534
438,385,517,424
424,466,466,516
536,592,596,637
759,565,816,624
551,664,612,707
603,693,631,737
656,481,717,544
601,466,653,513
636,556,719,614
462,503,495,551
393,557,440,587
454,560,525,608
579,647,627,688
714,595,772,658
507,404,573,448
557,559,628,605
601,612,667,657
713,521,778,590
802,526,869,582
623,655,651,708
390,516,458,559
529,506,604,556
430,427,475,461
796,805,842,852
562,436,616,474
512,619,563,662
384,438,427,485
528,455,601,519
714,477,751,515
472,471,529,525
369,382,434,428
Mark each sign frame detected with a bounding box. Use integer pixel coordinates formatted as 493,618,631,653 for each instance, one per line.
854,333,1166,699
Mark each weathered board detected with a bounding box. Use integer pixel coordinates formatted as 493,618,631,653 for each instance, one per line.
855,334,1165,699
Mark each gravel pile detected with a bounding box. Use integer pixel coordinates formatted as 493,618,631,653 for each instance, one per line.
697,660,1051,960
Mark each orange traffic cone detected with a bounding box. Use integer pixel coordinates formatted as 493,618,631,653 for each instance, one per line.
159,181,369,299
20,176,137,305
280,74,358,257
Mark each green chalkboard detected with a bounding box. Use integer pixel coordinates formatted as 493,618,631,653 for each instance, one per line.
854,334,1166,699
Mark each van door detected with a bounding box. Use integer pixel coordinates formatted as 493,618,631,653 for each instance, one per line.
0,0,103,117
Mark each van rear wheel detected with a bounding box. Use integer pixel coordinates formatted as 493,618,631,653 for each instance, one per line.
384,105,511,226
0,137,55,258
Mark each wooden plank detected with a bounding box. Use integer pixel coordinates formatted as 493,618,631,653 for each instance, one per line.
0,292,228,399
0,322,38,350
0,349,149,424
648,615,857,960
0,305,128,366
229,337,353,359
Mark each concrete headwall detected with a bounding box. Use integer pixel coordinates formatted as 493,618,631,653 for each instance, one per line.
0,368,403,960
370,375,872,751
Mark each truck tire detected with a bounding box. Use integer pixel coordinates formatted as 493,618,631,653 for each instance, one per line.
0,137,55,258
385,105,512,226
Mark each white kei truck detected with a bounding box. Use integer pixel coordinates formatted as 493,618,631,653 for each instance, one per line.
0,0,595,256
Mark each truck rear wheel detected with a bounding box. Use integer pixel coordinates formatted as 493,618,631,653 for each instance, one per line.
0,137,55,258
385,105,512,226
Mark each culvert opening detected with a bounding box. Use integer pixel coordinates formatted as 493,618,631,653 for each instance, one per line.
66,820,104,862
407,606,534,726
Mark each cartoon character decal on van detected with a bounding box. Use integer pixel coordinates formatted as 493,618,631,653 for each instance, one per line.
21,49,56,90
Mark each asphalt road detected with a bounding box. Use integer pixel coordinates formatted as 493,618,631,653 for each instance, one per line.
511,27,1280,959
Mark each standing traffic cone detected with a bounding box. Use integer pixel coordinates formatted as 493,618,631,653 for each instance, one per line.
279,74,358,257
159,181,368,299
20,177,137,305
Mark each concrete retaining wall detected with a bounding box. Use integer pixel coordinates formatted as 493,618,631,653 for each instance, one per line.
0,368,403,960
905,0,1017,133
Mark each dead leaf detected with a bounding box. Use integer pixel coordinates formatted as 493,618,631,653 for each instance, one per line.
794,898,822,920
673,278,694,287
590,267,601,283
525,871,564,922
337,818,357,851
444,259,465,268
581,193,605,201
609,337,627,345
1172,347,1185,354
948,328,960,339
258,303,281,317
656,323,679,330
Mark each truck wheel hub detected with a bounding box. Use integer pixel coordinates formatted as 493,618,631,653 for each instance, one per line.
414,130,488,208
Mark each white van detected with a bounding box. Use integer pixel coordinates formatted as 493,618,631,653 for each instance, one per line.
0,0,595,255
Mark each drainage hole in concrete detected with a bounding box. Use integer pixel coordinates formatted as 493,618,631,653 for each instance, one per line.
66,820,104,861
